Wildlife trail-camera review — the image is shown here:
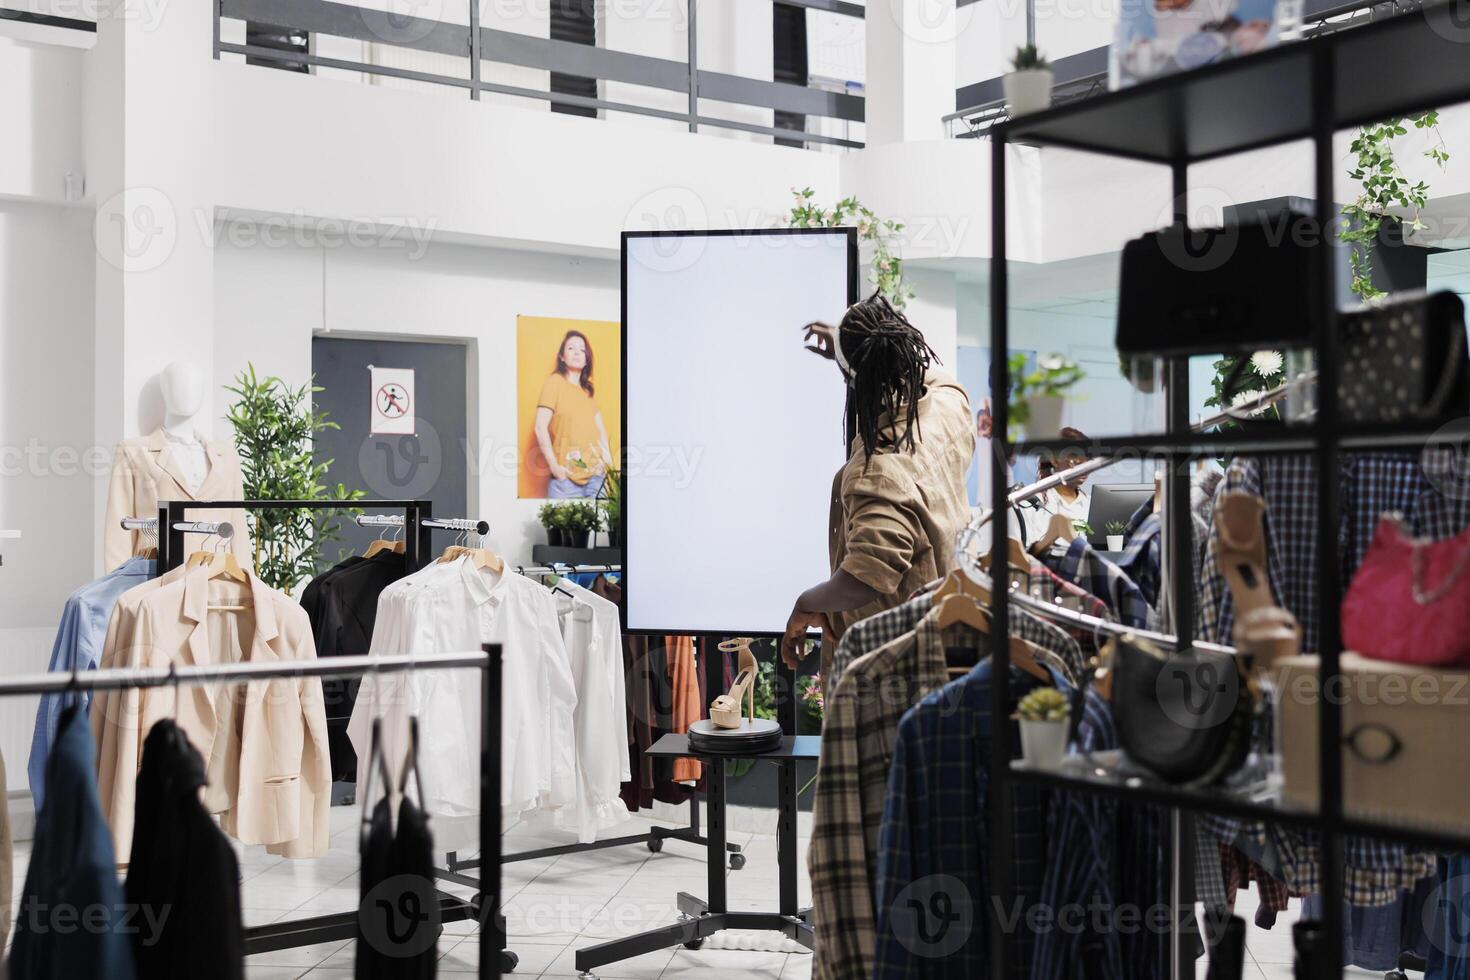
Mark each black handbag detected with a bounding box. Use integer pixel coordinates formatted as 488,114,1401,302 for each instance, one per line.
1338,290,1468,424
1117,211,1322,357
1111,635,1253,786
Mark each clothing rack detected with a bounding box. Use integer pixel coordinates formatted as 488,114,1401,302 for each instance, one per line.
120,516,235,539
20,644,508,980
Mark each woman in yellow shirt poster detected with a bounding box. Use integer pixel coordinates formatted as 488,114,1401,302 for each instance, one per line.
533,329,614,499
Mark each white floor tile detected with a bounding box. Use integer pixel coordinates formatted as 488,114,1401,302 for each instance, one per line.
245,938,350,970
662,946,788,980
545,943,676,979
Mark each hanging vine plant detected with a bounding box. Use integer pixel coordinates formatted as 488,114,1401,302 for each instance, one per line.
1340,111,1450,301
786,187,914,308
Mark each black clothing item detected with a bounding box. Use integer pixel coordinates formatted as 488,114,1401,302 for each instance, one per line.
357,796,439,979
305,551,409,780
125,720,244,980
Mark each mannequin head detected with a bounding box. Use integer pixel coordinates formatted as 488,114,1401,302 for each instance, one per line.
159,361,205,426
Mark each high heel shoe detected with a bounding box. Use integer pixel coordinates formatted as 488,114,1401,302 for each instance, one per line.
1218,491,1302,666
710,638,757,729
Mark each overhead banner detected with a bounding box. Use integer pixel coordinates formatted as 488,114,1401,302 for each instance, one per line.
370,366,415,435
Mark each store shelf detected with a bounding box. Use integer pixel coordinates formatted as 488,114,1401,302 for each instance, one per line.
1012,421,1470,458
994,1,1470,164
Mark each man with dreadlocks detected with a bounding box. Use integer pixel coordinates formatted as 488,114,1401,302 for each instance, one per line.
779,293,975,676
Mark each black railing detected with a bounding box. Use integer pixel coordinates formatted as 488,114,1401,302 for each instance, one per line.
214,0,865,149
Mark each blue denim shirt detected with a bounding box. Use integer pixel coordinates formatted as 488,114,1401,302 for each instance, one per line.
29,557,155,810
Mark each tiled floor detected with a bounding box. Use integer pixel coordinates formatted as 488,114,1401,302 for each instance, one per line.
5,802,1413,978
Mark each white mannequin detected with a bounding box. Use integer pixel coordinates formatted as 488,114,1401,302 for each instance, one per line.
158,361,210,494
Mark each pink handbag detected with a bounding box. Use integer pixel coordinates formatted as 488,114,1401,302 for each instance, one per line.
1342,515,1470,666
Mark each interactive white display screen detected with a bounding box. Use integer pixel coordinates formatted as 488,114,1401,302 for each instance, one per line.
624,229,856,634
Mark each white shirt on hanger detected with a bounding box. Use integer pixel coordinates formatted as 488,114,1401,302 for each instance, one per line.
348,556,578,852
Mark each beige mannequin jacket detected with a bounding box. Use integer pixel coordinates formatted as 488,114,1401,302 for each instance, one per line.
93,568,332,863
102,430,253,572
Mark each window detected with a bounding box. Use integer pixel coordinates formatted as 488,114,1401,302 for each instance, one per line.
245,21,309,73
772,3,810,146
550,0,598,118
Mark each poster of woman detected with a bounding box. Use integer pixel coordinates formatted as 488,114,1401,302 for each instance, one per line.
517,316,622,499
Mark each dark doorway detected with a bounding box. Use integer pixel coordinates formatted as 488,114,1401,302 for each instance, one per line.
312,336,470,565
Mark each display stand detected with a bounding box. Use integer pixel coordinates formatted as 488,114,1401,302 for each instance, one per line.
573,645,816,978
986,6,1470,978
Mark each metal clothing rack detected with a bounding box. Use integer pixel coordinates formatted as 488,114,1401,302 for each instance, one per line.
20,645,506,980
984,8,1470,977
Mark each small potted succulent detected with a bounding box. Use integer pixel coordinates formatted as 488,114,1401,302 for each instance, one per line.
1105,520,1127,551
1004,44,1054,117
564,501,604,550
1009,352,1084,441
1017,687,1071,770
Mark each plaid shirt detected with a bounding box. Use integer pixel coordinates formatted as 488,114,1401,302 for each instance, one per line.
827,590,1086,697
1195,454,1454,906
1115,513,1162,610
810,609,953,980
1041,538,1151,629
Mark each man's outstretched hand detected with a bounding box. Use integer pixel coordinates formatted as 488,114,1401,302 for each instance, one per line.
802,321,839,362
781,606,827,668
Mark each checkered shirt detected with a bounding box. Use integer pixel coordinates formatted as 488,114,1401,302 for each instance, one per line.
1042,538,1151,628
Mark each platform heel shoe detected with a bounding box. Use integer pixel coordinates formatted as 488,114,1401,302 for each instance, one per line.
1205,911,1246,980
687,639,784,754
710,638,757,729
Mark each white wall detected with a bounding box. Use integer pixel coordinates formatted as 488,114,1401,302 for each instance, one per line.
0,36,84,204
0,200,97,793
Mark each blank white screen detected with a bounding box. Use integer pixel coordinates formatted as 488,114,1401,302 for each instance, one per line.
625,231,852,633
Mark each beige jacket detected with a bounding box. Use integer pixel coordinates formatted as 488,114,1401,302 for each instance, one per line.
93,568,332,863
102,429,253,572
826,370,975,668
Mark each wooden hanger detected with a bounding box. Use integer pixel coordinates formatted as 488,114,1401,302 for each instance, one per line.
934,587,1051,682
363,537,404,558
135,545,159,560
188,546,251,611
439,543,505,575
978,538,1033,578
1028,513,1076,556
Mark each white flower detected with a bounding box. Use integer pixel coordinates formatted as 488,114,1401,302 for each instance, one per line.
1250,350,1284,377
1038,354,1067,371
1232,389,1270,416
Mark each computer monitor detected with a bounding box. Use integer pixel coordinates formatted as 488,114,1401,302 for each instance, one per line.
1087,483,1154,549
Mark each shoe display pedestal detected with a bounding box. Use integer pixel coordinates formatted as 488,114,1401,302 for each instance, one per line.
573,733,821,978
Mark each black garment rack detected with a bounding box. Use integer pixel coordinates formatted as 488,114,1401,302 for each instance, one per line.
19,641,505,980
985,6,1470,978
153,498,517,973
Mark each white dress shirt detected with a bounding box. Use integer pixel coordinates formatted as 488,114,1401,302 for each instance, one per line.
348,557,578,851
163,429,211,495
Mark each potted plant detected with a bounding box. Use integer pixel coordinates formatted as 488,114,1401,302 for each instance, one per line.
1017,687,1070,770
1008,353,1084,441
1105,521,1127,551
599,467,623,548
563,501,603,549
1003,44,1053,117
538,502,567,547
1072,520,1094,543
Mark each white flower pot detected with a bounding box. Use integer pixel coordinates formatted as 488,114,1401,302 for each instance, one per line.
1003,69,1054,116
1020,718,1069,770
1022,394,1065,440
1107,534,1125,551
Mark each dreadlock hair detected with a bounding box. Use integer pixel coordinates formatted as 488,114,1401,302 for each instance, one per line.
840,292,939,466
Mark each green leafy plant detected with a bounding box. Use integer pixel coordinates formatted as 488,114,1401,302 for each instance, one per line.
537,503,563,531
1072,521,1094,539
1007,352,1084,428
1010,44,1050,72
569,501,604,534
1105,520,1127,536
598,466,622,540
1340,112,1449,302
786,187,913,309
1203,350,1285,428
225,365,364,592
1018,687,1070,723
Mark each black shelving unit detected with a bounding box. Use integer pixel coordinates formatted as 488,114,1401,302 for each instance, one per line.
986,5,1470,978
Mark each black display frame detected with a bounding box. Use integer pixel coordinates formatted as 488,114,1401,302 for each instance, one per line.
620,226,859,637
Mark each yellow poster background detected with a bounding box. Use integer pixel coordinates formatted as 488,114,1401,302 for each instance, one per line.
516,315,622,499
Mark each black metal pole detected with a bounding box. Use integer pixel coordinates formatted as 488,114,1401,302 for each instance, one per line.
481,642,503,980
987,130,1016,977
777,654,798,918
686,0,698,132
468,0,481,101
1310,44,1346,979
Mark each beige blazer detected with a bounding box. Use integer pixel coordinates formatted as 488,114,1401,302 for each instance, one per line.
102,429,253,573
94,569,332,862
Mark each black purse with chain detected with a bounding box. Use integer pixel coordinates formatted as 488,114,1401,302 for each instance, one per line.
1111,635,1254,786
1338,290,1468,424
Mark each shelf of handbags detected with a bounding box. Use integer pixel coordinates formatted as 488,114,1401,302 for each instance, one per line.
984,7,1470,978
